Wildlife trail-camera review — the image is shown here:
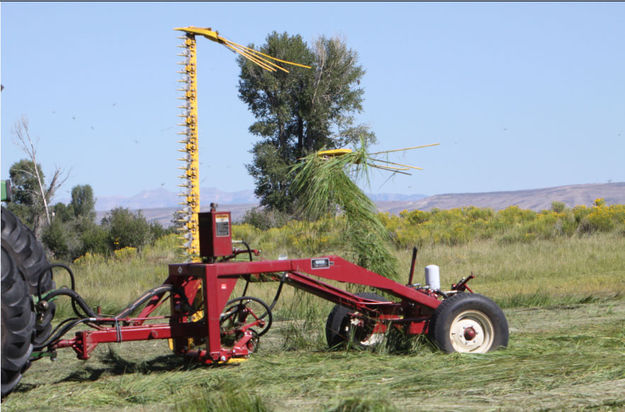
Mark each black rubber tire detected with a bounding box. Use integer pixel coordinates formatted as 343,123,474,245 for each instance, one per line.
429,293,508,354
325,292,386,349
1,246,36,397
1,207,56,346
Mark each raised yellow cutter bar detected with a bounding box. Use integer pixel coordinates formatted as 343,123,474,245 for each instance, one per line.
174,27,310,261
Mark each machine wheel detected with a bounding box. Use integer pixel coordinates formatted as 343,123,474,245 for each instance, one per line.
1,246,36,397
325,292,386,349
429,293,508,353
220,296,272,337
1,207,56,346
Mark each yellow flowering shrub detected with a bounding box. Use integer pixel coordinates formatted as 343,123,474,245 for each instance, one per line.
113,246,137,261
73,251,107,265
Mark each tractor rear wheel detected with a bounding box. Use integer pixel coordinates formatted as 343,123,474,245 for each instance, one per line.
1,207,56,346
325,292,386,349
429,293,508,353
1,245,35,397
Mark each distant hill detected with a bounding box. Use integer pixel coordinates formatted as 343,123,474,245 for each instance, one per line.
367,193,427,202
95,187,257,211
94,182,624,227
376,182,625,215
95,204,258,228
95,189,425,211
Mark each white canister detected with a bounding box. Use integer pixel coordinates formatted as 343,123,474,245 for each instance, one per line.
425,265,441,290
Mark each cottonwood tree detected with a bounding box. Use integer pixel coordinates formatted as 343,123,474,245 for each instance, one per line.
238,32,375,213
9,117,68,237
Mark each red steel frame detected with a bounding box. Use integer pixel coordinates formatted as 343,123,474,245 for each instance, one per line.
54,255,441,363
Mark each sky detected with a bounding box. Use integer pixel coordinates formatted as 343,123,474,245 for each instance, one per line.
2,2,624,203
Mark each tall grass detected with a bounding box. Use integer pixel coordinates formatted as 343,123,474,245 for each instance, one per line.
53,234,182,317
395,234,625,308
57,227,625,336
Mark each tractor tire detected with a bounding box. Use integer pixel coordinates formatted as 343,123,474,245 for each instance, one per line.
1,207,56,346
429,293,508,354
325,292,386,349
1,245,36,397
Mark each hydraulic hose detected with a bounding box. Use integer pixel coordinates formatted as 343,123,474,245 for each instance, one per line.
33,317,92,350
42,288,98,318
114,284,174,319
38,263,90,318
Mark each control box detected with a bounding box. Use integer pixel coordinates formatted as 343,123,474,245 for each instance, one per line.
199,210,232,259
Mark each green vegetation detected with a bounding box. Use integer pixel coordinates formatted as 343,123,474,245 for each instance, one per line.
381,199,625,248
291,144,398,279
2,203,624,410
6,159,54,238
5,159,173,262
238,32,374,212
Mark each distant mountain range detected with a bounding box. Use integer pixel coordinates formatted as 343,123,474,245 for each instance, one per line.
95,187,260,211
94,182,625,228
94,187,427,212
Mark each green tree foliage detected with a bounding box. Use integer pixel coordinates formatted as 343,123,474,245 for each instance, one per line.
7,159,47,234
101,208,153,250
70,184,96,221
43,184,102,260
41,217,80,260
51,202,74,223
43,184,170,261
14,176,171,260
238,32,375,212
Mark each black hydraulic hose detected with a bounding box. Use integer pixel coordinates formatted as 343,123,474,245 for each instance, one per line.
33,316,81,350
47,316,80,337
38,263,88,318
33,285,174,350
408,247,418,285
241,240,253,262
241,277,251,298
38,263,75,298
114,284,174,319
268,274,287,311
33,317,92,350
239,240,254,297
43,288,98,318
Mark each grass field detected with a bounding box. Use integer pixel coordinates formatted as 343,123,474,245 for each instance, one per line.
2,233,624,411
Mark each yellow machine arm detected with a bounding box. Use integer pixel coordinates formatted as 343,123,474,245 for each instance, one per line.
174,27,310,261
316,144,440,175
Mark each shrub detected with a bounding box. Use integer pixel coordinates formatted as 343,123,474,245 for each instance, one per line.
42,218,79,260
551,201,566,213
380,204,625,249
113,246,138,261
101,207,152,250
240,206,292,230
80,223,110,256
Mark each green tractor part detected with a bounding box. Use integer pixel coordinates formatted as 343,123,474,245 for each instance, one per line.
1,180,12,202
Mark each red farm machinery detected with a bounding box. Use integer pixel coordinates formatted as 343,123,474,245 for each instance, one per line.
0,27,509,397
2,202,509,397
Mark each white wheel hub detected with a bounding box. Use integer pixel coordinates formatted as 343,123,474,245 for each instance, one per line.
449,310,494,353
